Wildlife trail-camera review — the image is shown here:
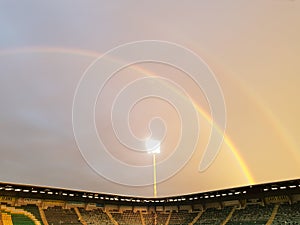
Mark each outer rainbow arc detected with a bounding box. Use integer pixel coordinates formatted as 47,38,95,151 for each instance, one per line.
0,46,255,187
232,76,300,166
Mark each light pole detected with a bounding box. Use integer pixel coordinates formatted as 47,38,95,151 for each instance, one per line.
152,153,157,198
146,139,160,198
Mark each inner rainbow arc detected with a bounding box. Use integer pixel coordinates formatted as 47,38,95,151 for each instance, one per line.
0,46,255,185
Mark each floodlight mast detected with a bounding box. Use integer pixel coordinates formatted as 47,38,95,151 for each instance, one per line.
146,139,160,198
153,153,157,198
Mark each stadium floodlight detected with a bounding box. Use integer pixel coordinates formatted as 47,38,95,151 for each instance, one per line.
146,139,161,154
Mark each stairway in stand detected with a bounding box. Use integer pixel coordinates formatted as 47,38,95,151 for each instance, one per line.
266,204,279,225
139,211,146,225
188,210,204,225
37,206,48,225
165,211,172,225
105,211,119,225
74,207,87,225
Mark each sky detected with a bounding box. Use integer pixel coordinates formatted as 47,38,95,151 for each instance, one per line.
0,1,299,197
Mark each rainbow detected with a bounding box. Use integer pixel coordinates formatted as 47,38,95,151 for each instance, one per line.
0,46,256,185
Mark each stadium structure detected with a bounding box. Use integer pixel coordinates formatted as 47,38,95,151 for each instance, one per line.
0,180,300,225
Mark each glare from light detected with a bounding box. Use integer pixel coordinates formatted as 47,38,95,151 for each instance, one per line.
146,139,161,154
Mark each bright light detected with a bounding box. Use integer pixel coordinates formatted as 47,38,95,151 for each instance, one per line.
146,139,160,154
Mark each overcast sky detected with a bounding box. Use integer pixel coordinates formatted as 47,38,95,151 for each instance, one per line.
0,1,299,197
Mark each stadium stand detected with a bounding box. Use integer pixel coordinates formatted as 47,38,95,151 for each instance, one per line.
43,206,81,225
272,201,300,224
193,207,232,225
156,212,169,225
226,204,274,225
22,205,44,225
1,213,13,225
0,204,42,225
111,211,142,225
0,180,300,225
79,208,114,225
11,214,35,225
168,210,198,225
1,201,300,225
143,212,155,225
